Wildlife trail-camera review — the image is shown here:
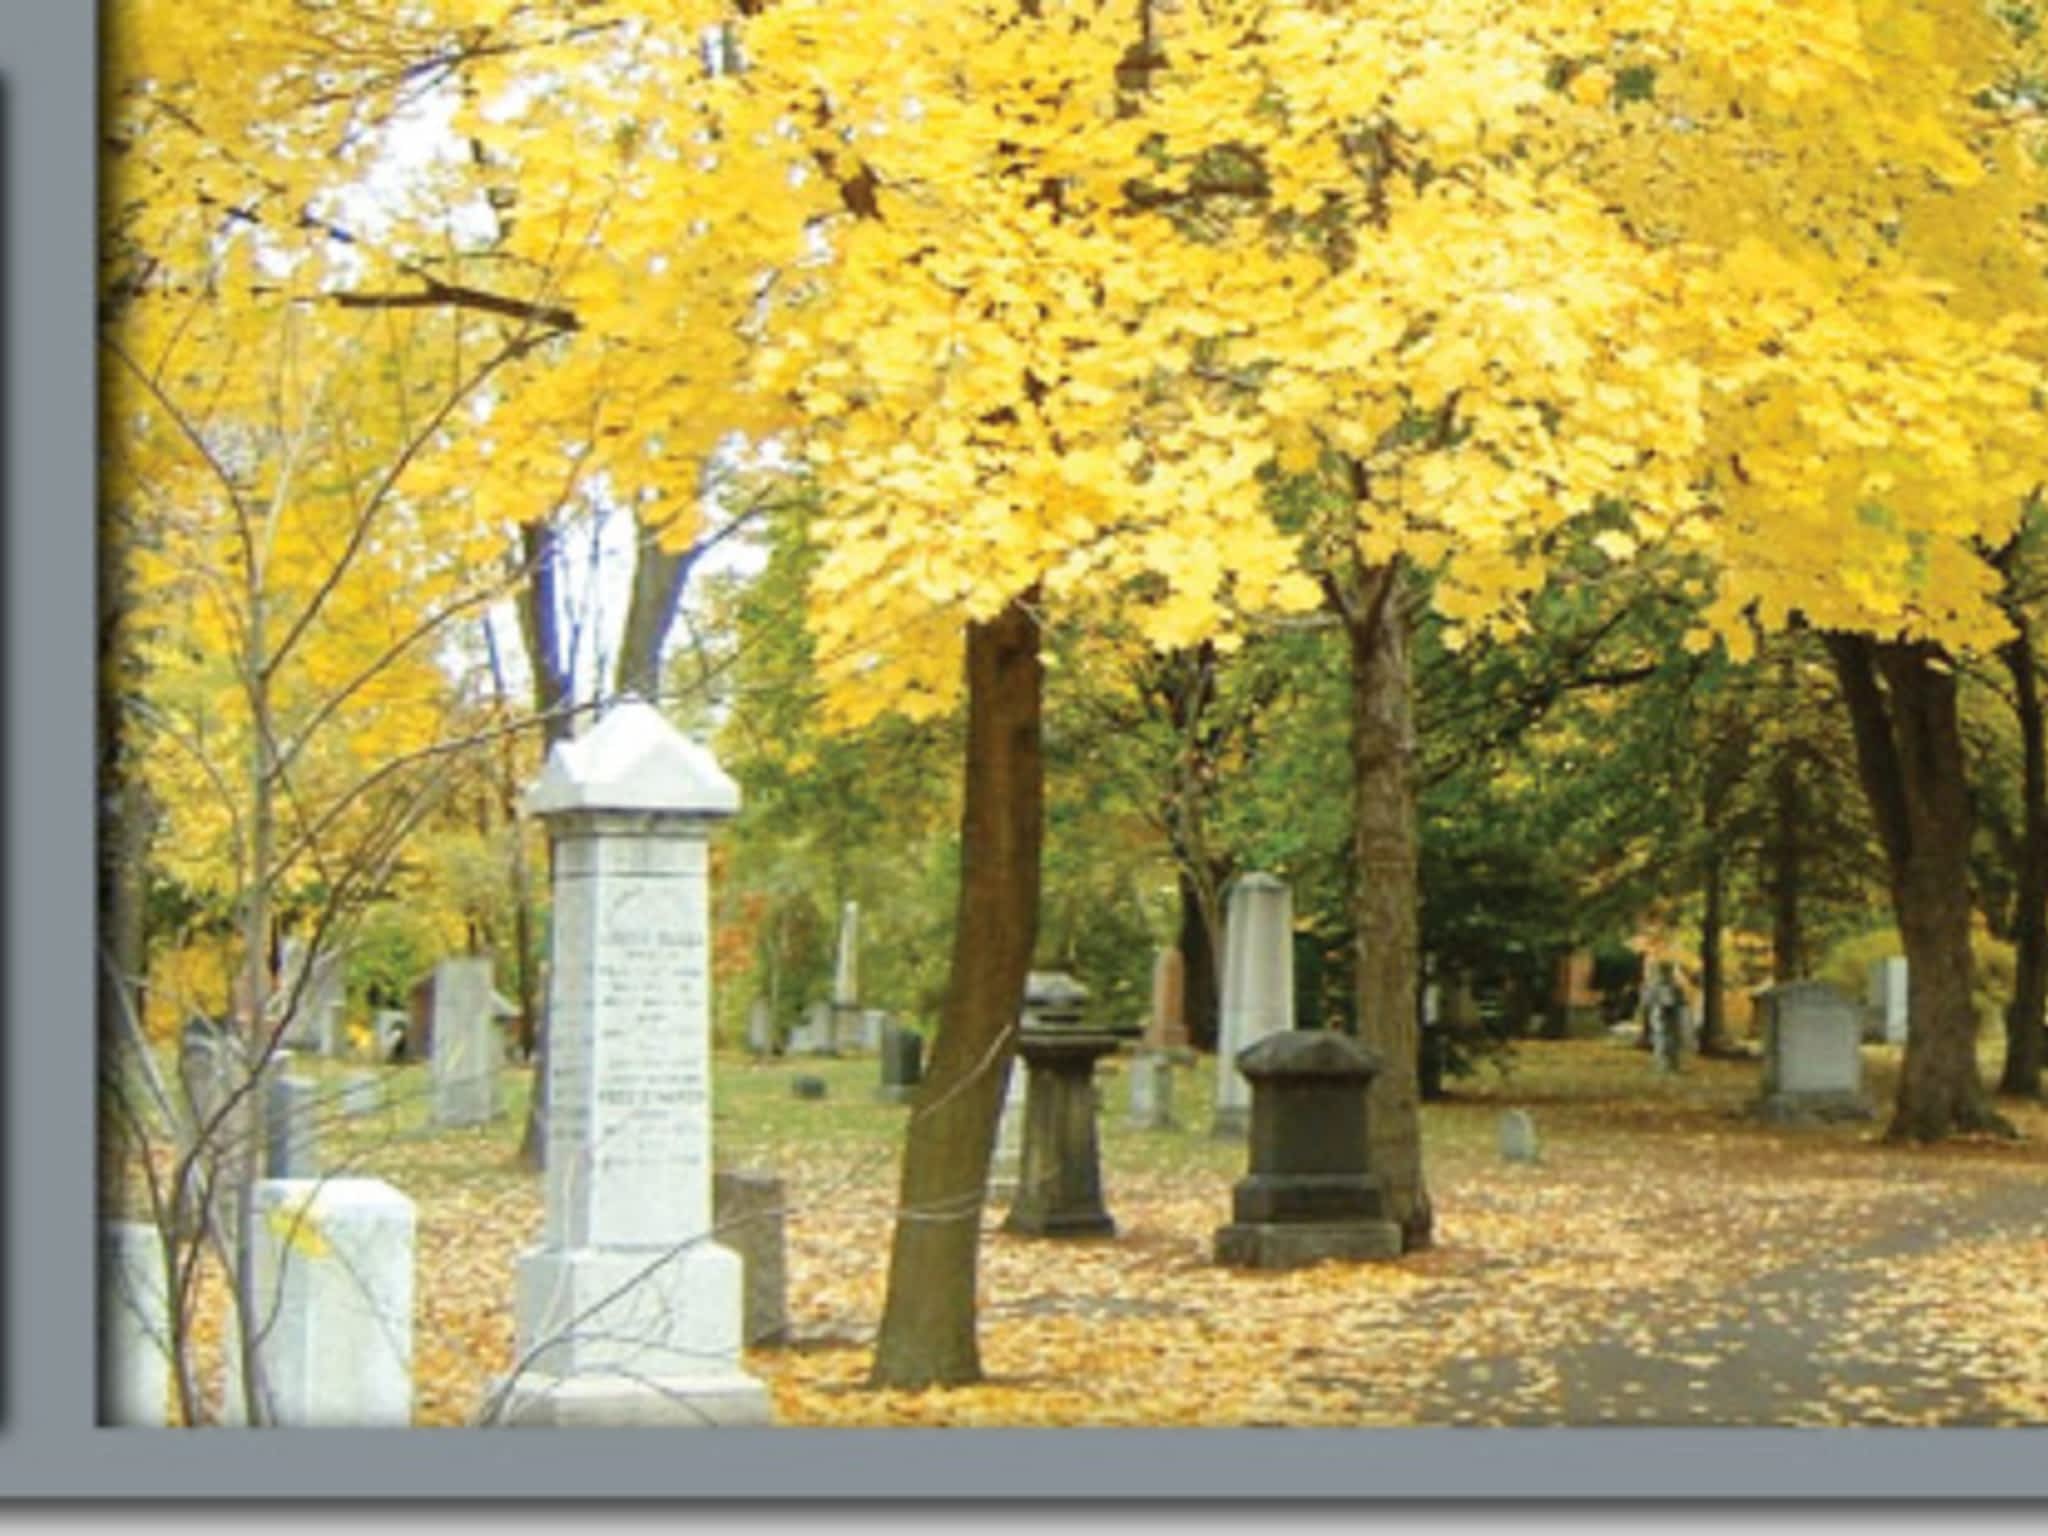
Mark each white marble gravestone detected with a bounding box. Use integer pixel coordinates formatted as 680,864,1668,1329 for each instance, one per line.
745,997,774,1058
1866,956,1908,1045
989,1068,1028,1200
276,937,345,1055
248,1178,416,1426
498,700,770,1427
1213,874,1296,1136
830,901,861,1052
1127,1051,1175,1131
1498,1109,1541,1164
101,1223,170,1425
1758,980,1870,1121
430,957,501,1127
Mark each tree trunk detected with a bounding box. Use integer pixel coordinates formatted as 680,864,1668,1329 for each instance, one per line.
1769,750,1806,982
1998,624,2045,1099
1698,839,1729,1056
869,594,1044,1388
614,537,692,704
1339,557,1432,1250
1176,868,1222,1052
1825,634,2015,1140
515,520,577,1170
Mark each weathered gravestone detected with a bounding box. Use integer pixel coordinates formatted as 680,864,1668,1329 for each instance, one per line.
876,1022,924,1104
430,956,501,1128
787,999,834,1057
988,1068,1027,1200
745,997,775,1058
498,700,770,1426
1126,1050,1175,1131
373,1009,411,1064
176,1015,240,1238
247,1178,416,1426
713,1169,789,1347
860,1008,887,1054
1004,972,1118,1239
1213,874,1297,1136
1755,980,1872,1122
275,936,346,1056
1866,955,1909,1045
1498,1108,1541,1164
1213,1030,1402,1268
100,1222,170,1426
264,1072,321,1178
1147,946,1191,1056
791,1075,829,1101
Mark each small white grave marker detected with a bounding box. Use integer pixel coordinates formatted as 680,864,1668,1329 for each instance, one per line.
248,1178,416,1426
1213,874,1296,1136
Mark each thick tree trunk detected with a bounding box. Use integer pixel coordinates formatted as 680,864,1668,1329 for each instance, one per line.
1339,557,1432,1250
1176,868,1222,1052
869,595,1043,1389
1826,634,2015,1140
1998,626,2045,1098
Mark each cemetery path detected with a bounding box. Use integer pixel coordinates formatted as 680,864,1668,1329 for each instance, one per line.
1414,1173,2048,1427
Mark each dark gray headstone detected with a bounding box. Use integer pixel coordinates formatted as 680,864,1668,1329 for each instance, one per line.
1213,1029,1401,1268
791,1075,828,1101
876,1023,924,1103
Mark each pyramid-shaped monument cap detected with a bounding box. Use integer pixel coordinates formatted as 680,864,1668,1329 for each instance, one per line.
524,698,740,820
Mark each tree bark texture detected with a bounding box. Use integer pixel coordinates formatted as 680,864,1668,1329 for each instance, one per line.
1769,749,1806,982
1340,557,1433,1250
869,595,1044,1388
1998,625,2045,1098
1176,868,1222,1052
1698,840,1729,1056
515,518,576,1169
614,537,692,704
1825,634,2014,1140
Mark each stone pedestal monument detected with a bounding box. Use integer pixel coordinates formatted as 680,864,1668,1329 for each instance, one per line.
1214,1030,1402,1269
1213,874,1296,1136
1004,972,1118,1239
497,700,770,1427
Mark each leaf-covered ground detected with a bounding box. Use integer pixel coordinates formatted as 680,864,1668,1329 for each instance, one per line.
153,1036,2048,1428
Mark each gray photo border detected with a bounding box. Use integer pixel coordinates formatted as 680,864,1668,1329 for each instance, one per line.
5,1,2044,1503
